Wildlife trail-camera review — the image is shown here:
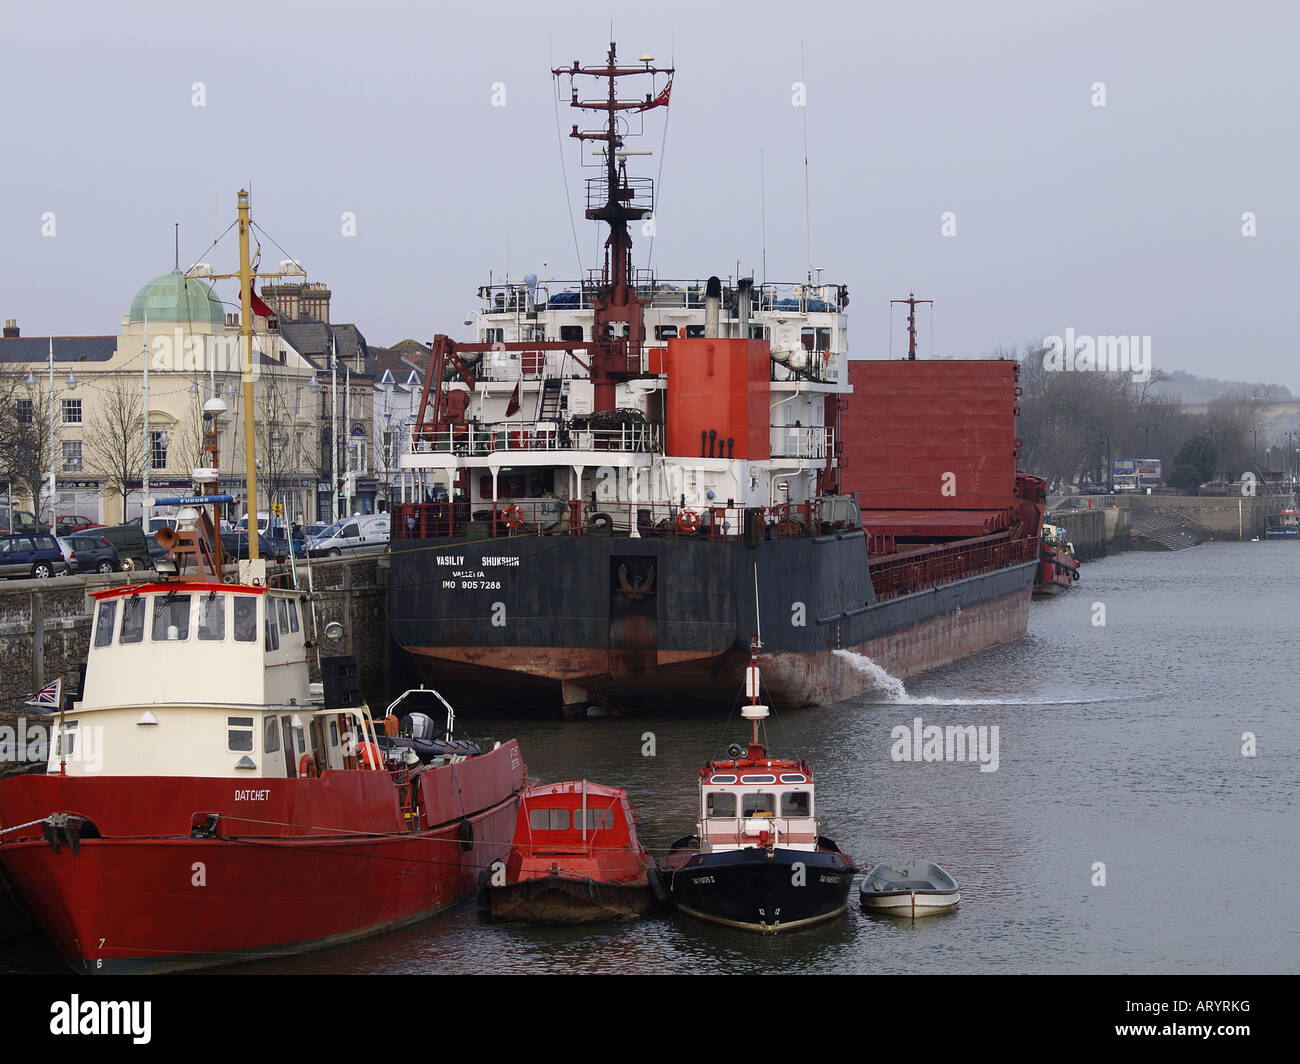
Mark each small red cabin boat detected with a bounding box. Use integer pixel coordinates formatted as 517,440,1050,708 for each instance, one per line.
487,781,656,924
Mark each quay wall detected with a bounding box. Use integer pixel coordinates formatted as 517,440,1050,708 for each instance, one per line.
1046,508,1107,561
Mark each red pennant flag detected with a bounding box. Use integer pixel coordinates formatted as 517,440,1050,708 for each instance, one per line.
242,278,279,321
636,75,672,112
505,381,521,417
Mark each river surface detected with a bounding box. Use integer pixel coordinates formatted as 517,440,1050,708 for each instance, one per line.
4,542,1297,974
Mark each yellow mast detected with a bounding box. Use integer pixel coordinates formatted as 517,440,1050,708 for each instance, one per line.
237,189,258,560
201,189,305,562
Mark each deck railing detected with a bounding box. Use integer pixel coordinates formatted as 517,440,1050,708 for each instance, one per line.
868,535,1037,602
392,500,842,542
412,421,662,456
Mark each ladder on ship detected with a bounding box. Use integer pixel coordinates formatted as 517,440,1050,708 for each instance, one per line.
538,378,563,421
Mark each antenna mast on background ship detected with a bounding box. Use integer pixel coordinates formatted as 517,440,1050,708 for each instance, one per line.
890,292,933,360
552,43,673,412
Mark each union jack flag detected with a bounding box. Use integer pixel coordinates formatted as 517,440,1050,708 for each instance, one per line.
25,678,61,712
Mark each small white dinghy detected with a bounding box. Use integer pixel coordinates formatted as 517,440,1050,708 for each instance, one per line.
859,861,960,917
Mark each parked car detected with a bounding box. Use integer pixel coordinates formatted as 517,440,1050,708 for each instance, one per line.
65,534,121,574
95,522,154,571
307,514,391,557
0,533,71,579
55,536,77,570
55,514,102,536
220,531,288,563
146,515,180,537
0,507,48,535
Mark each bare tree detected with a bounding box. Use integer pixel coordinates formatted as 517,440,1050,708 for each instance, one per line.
85,376,145,517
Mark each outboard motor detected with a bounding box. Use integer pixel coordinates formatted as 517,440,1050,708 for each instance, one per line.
408,712,436,743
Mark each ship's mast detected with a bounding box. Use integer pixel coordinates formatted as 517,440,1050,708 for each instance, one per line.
204,190,305,561
890,292,932,360
553,42,673,411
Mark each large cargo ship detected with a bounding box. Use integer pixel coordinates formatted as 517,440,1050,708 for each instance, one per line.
388,44,1046,714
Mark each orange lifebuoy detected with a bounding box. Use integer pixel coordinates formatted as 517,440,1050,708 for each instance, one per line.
676,509,701,534
502,505,524,529
299,754,318,779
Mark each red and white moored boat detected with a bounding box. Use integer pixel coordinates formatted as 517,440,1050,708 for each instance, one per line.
487,780,656,924
0,190,526,973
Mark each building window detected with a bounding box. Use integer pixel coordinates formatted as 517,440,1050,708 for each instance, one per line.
62,441,82,472
17,399,33,425
348,436,366,474
150,430,169,470
382,429,397,465
61,398,82,425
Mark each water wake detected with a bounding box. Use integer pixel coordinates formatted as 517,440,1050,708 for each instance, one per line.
832,649,1123,706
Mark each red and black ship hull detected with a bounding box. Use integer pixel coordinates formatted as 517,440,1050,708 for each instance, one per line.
390,530,1037,711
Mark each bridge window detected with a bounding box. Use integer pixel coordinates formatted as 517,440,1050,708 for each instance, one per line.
528,808,570,831
152,595,191,641
198,593,226,641
742,792,775,817
654,325,678,340
264,599,279,652
781,791,811,816
227,716,254,752
706,792,736,818
233,598,258,642
574,808,614,831
559,325,583,342
93,600,117,648
120,596,145,644
264,715,281,754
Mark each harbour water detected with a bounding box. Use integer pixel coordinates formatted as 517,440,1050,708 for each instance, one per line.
3,541,1296,974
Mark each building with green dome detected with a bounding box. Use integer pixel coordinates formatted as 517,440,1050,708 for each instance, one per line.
2,266,335,526
127,269,228,326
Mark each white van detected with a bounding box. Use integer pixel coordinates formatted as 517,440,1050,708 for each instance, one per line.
307,513,390,557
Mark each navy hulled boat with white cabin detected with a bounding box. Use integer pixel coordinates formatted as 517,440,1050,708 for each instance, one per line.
657,643,856,932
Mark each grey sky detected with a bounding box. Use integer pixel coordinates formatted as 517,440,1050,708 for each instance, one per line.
3,0,1296,388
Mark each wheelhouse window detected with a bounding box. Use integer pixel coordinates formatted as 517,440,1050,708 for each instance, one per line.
276,598,290,638
233,597,258,642
197,593,226,640
286,600,300,633
741,792,775,817
558,324,584,342
227,716,254,752
781,791,811,817
93,600,117,648
654,325,678,340
152,594,191,641
120,596,146,644
264,598,280,651
573,808,613,831
706,792,736,818
264,715,281,754
528,808,570,831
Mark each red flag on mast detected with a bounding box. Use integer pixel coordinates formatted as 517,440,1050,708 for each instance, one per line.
636,75,672,112
505,381,521,417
